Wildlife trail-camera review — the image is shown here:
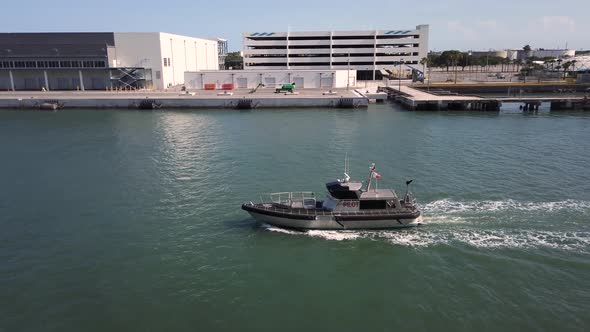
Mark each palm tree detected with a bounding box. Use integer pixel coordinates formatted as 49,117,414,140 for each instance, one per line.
420,57,428,77
514,59,523,72
505,58,511,72
420,57,431,86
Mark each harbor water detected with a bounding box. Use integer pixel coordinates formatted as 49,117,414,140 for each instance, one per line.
1,104,589,331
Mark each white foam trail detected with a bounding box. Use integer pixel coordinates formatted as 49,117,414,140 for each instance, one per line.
258,199,590,251
306,230,362,241
379,231,438,247
262,223,361,241
260,223,301,235
449,230,590,251
422,215,468,225
422,199,590,214
262,223,590,252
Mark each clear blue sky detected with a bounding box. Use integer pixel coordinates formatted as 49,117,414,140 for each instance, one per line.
1,0,588,52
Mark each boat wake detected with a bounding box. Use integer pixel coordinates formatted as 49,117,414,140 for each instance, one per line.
260,199,590,252
423,199,590,214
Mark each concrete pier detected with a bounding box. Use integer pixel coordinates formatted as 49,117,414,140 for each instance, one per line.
379,86,500,111
0,89,369,110
379,85,589,111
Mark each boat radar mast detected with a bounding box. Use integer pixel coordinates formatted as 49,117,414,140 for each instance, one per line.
367,163,376,192
342,153,351,183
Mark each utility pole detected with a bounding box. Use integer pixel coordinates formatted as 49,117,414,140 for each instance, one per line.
454,55,458,84
347,52,350,90
398,59,403,92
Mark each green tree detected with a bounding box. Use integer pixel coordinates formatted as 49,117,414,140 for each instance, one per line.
420,57,428,68
420,57,428,72
513,59,523,72
427,53,441,68
523,45,532,52
501,58,511,72
225,52,243,69
439,50,462,72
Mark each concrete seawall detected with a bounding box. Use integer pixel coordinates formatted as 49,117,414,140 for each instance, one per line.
0,89,369,110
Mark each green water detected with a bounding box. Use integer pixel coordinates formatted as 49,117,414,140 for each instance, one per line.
1,105,589,331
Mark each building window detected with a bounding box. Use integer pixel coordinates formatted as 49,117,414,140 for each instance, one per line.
155,71,161,79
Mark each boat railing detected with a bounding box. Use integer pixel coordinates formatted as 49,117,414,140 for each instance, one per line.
403,191,418,210
265,192,316,209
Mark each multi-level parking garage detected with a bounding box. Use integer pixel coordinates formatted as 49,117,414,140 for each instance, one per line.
242,25,428,80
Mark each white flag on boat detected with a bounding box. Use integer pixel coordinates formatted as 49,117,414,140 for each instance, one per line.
373,172,381,179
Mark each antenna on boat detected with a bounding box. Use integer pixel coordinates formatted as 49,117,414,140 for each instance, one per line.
343,153,350,183
367,163,376,191
404,179,414,202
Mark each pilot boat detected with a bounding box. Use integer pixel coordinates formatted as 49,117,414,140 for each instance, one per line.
242,162,422,230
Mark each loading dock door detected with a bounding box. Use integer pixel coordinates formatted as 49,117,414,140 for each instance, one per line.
236,77,247,88
293,77,304,88
320,77,333,88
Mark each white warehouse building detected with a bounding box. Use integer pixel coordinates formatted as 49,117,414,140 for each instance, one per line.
185,69,356,90
0,32,219,91
242,25,429,80
112,32,219,89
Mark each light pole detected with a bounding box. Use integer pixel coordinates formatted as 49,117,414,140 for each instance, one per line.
453,55,458,84
347,52,350,90
398,58,403,92
467,51,472,81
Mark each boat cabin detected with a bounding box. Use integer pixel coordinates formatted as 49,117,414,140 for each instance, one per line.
323,180,401,211
325,181,362,199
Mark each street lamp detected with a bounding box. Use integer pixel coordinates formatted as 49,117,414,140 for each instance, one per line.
398,58,404,92
346,52,351,90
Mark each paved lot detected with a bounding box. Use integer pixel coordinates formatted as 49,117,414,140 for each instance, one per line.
0,88,360,100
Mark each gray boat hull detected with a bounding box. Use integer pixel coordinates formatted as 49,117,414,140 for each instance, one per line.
244,208,422,230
